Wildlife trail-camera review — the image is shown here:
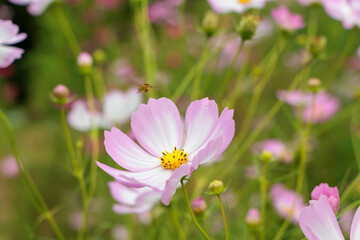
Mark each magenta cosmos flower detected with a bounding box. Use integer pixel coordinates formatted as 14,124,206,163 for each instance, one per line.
97,98,235,205
311,183,339,213
9,0,54,16
207,0,272,14
0,20,27,68
322,0,360,29
271,5,305,31
300,195,360,240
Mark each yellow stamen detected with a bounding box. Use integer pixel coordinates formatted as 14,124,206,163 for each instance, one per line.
159,146,188,171
238,0,251,3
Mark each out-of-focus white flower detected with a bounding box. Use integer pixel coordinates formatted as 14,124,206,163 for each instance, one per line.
207,0,273,14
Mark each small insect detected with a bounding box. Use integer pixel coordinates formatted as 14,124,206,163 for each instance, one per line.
137,83,152,93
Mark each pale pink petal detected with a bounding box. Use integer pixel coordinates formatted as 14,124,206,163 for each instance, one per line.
28,0,54,16
104,127,160,171
113,204,151,214
0,46,24,68
8,0,33,5
131,98,183,157
183,98,219,154
0,20,19,44
190,138,223,169
4,33,27,45
350,206,360,240
108,181,139,205
299,195,344,240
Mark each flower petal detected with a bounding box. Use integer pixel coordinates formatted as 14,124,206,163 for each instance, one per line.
190,138,223,170
299,195,344,240
131,98,182,157
0,46,24,68
0,20,20,44
28,0,54,16
183,98,219,154
108,181,139,206
350,206,360,240
104,127,160,171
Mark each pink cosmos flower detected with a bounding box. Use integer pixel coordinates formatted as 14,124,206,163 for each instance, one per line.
300,195,360,239
311,183,339,213
245,208,260,225
271,6,305,31
1,155,18,178
297,0,321,6
322,0,360,29
278,90,340,124
252,139,293,163
0,20,27,68
148,0,182,26
270,183,306,224
207,0,272,14
9,0,54,16
108,181,161,214
97,98,235,205
68,89,142,132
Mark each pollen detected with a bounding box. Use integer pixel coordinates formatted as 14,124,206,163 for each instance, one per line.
238,0,251,3
159,146,188,171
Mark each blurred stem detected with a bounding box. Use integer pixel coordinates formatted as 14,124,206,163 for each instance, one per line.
92,66,107,100
217,195,229,240
350,110,360,170
338,198,360,217
259,162,268,240
218,40,245,99
132,0,157,90
274,96,315,240
340,173,360,205
54,4,81,56
192,39,210,100
59,106,89,239
181,179,211,240
84,75,99,200
170,204,186,240
234,35,286,144
0,110,65,240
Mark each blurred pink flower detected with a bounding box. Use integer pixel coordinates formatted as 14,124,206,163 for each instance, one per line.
191,197,207,215
112,225,129,240
270,183,305,224
300,195,360,239
112,59,137,82
297,0,321,6
252,139,293,163
148,0,182,26
68,89,142,132
108,181,161,214
310,183,339,213
278,90,340,124
0,20,26,68
69,210,94,230
322,0,360,29
271,6,305,31
1,155,18,178
245,208,260,225
97,98,235,205
9,0,53,16
207,0,272,14
212,35,244,71
245,165,259,179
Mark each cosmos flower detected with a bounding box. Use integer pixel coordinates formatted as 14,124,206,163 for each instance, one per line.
270,183,305,224
310,183,339,213
97,97,235,205
278,90,340,124
300,195,360,240
68,88,142,132
252,139,293,163
0,20,27,68
148,0,182,26
207,0,272,14
8,0,54,16
271,5,305,31
321,0,360,29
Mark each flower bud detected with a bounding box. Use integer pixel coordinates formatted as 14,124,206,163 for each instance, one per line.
209,179,224,195
311,183,339,213
77,52,93,74
93,49,106,64
236,14,261,41
260,150,273,162
52,84,70,104
191,197,207,216
245,208,260,226
310,36,327,58
202,11,219,38
307,78,321,93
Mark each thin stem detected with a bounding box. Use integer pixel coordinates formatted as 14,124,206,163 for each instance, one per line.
217,195,229,240
54,4,81,56
93,66,107,100
340,173,360,204
218,40,245,99
259,162,268,240
192,40,209,100
170,204,186,240
181,180,211,240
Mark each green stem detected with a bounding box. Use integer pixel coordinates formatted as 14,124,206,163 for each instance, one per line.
54,4,81,56
92,66,107,100
340,173,360,205
217,195,229,240
259,162,268,240
170,204,186,240
192,40,210,100
218,40,245,99
181,180,211,240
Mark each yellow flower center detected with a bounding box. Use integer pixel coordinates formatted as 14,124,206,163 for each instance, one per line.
238,0,251,4
160,147,188,171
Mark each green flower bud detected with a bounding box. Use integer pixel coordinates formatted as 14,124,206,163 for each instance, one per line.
310,36,327,59
93,49,106,64
260,150,273,162
202,11,219,38
209,180,224,195
236,14,261,41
